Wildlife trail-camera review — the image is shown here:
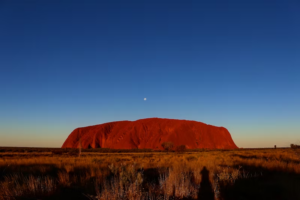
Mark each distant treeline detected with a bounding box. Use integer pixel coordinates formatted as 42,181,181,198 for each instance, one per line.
0,147,60,153
0,146,292,154
0,147,215,153
0,147,157,153
291,144,300,149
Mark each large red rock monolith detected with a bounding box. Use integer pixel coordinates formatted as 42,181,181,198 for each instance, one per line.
62,118,238,149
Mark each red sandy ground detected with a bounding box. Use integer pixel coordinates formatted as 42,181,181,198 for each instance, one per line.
62,118,238,150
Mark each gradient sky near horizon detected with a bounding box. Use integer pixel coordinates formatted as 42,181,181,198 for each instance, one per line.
0,0,299,148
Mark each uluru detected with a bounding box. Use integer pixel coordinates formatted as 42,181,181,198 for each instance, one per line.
62,118,237,150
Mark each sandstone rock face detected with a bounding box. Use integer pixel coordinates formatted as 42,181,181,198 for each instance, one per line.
62,118,238,149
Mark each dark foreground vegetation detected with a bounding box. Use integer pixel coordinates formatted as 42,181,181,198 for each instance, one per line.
0,147,299,200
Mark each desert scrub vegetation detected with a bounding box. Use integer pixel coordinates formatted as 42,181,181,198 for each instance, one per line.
0,148,300,199
161,142,174,151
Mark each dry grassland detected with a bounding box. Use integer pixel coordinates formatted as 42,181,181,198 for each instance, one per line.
0,148,299,200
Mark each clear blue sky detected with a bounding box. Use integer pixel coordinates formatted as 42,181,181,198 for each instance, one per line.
0,0,299,148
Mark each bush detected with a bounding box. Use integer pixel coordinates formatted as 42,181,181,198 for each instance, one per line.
161,142,174,151
291,144,300,149
68,149,79,156
51,150,65,155
186,156,197,161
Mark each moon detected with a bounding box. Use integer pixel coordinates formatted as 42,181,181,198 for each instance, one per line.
144,98,147,101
